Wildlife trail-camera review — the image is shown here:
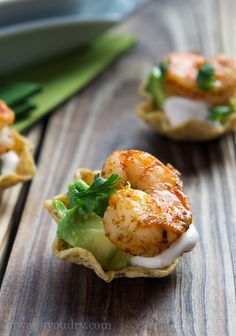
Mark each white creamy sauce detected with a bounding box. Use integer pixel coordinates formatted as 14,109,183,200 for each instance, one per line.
0,126,14,147
0,150,20,175
163,96,209,127
131,225,198,269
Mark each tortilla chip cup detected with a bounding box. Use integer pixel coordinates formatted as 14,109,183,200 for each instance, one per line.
137,98,236,142
0,130,36,189
44,168,179,282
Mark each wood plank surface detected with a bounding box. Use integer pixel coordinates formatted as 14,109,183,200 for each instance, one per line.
0,0,236,335
0,125,44,280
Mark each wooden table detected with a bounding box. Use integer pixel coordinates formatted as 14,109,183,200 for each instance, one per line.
0,0,236,335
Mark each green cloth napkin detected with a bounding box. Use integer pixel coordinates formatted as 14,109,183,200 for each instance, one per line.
4,33,135,132
0,82,42,119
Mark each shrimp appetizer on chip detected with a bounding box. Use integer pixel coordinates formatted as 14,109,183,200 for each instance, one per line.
0,100,36,189
44,150,198,282
137,52,236,141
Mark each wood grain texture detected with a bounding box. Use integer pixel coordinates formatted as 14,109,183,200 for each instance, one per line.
0,0,236,335
0,126,42,279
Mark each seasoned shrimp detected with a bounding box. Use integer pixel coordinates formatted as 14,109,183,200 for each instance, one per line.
0,101,15,154
102,150,192,257
0,101,15,130
164,52,236,104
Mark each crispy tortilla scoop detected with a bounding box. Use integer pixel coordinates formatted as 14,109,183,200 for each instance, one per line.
44,168,179,282
0,130,36,189
137,95,236,141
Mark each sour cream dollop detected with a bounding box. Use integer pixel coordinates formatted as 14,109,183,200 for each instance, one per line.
131,224,198,269
0,126,14,148
0,150,20,175
164,96,209,127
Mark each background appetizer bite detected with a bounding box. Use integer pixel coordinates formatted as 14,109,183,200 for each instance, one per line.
137,52,236,141
0,100,36,189
44,150,198,282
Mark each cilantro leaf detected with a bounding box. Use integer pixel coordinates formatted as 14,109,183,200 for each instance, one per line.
159,62,169,77
67,173,120,218
67,179,89,209
52,173,131,270
196,63,215,91
208,104,234,122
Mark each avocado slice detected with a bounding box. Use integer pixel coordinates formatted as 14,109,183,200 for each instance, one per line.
145,63,169,110
55,203,131,270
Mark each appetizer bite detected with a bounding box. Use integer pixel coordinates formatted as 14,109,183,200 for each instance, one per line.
44,150,198,282
137,52,236,141
0,100,36,189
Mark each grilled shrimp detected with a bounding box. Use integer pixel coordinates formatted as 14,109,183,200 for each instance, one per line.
102,150,192,257
0,101,15,130
164,52,236,104
0,101,15,154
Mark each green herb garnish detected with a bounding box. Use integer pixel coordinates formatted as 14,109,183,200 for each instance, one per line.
52,173,131,271
159,62,169,77
67,173,120,218
53,173,120,223
208,102,236,122
196,64,215,91
145,62,169,109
